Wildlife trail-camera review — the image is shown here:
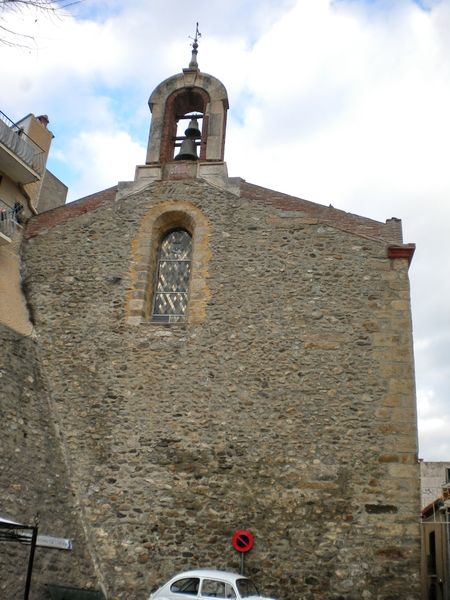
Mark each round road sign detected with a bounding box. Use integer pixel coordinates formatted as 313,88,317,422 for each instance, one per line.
231,530,254,553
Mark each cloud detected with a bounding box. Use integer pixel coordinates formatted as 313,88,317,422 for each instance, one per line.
223,1,450,462
54,130,145,201
2,0,450,460
417,389,450,460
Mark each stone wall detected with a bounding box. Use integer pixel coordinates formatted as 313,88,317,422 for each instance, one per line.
0,324,99,599
16,178,421,599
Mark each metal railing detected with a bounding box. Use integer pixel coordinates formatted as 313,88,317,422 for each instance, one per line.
0,110,45,175
0,200,22,239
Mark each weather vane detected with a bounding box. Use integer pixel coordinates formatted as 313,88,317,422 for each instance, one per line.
188,22,201,69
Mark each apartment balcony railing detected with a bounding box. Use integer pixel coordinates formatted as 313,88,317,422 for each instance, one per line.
0,110,45,184
0,199,22,244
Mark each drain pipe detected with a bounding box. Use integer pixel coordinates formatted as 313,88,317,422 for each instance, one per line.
19,184,38,216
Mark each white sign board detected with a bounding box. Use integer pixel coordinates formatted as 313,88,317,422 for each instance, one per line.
36,535,73,551
17,531,73,551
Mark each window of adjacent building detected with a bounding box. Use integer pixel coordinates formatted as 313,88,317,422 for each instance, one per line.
428,531,437,576
151,229,192,323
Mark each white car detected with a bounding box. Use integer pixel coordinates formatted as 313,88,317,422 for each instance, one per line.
148,569,277,600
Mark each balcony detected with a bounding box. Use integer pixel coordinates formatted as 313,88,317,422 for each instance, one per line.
0,110,44,184
0,200,22,245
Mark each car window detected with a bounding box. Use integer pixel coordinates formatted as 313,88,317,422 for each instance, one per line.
200,579,235,598
224,583,236,599
170,577,200,595
236,578,259,598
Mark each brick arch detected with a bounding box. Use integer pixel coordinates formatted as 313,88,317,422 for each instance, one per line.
125,201,211,325
159,87,211,163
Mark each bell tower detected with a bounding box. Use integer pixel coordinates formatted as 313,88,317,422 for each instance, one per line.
135,25,230,187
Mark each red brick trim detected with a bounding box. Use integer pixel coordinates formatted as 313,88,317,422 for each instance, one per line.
25,186,118,238
240,182,402,243
160,88,210,163
388,244,416,265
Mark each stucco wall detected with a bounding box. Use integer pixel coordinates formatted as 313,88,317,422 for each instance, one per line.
420,461,450,508
0,233,34,335
36,170,68,213
16,178,421,600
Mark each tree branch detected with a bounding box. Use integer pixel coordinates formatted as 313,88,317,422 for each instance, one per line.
0,0,85,48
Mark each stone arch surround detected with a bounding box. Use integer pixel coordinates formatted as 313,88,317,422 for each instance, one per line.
146,70,229,164
125,200,211,325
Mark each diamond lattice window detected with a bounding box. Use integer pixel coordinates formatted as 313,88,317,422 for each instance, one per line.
151,229,192,323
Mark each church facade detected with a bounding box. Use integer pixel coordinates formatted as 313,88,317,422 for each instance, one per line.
1,45,421,600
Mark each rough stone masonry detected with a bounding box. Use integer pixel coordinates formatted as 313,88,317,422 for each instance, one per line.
0,174,420,599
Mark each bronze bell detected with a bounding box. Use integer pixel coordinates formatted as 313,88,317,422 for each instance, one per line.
175,138,198,161
184,118,201,139
175,117,201,161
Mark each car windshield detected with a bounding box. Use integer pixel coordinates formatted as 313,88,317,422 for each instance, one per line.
236,578,259,598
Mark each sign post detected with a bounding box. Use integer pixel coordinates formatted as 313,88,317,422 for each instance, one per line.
231,530,254,575
0,516,72,599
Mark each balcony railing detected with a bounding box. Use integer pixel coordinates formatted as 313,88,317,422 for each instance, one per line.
0,200,22,241
0,110,45,175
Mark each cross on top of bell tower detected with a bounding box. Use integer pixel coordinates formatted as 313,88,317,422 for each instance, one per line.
188,22,201,70
135,26,231,188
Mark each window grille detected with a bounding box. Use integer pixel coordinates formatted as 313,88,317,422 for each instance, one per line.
0,200,23,239
151,229,192,323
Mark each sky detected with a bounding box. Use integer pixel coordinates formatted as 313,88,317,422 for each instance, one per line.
1,0,449,462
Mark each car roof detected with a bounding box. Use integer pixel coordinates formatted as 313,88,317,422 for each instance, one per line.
167,569,247,584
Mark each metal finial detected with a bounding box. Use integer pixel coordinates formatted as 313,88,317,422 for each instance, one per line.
188,22,201,69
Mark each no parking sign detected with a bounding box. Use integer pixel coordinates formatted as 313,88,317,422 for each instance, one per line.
231,530,254,553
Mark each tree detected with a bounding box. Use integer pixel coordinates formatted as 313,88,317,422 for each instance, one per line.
0,0,84,47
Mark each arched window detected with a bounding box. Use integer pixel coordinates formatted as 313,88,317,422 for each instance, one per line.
151,229,192,323
126,203,210,326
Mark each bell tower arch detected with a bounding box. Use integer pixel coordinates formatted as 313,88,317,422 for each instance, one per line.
157,86,210,163
135,28,230,187
145,70,228,166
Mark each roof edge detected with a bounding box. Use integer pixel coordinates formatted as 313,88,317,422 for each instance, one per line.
240,181,404,244
25,186,118,239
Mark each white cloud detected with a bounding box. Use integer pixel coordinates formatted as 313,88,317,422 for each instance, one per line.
58,130,145,201
223,1,450,463
2,0,450,460
417,389,450,460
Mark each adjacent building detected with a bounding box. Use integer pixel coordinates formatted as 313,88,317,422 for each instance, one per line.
0,110,67,334
421,462,450,510
421,462,450,600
